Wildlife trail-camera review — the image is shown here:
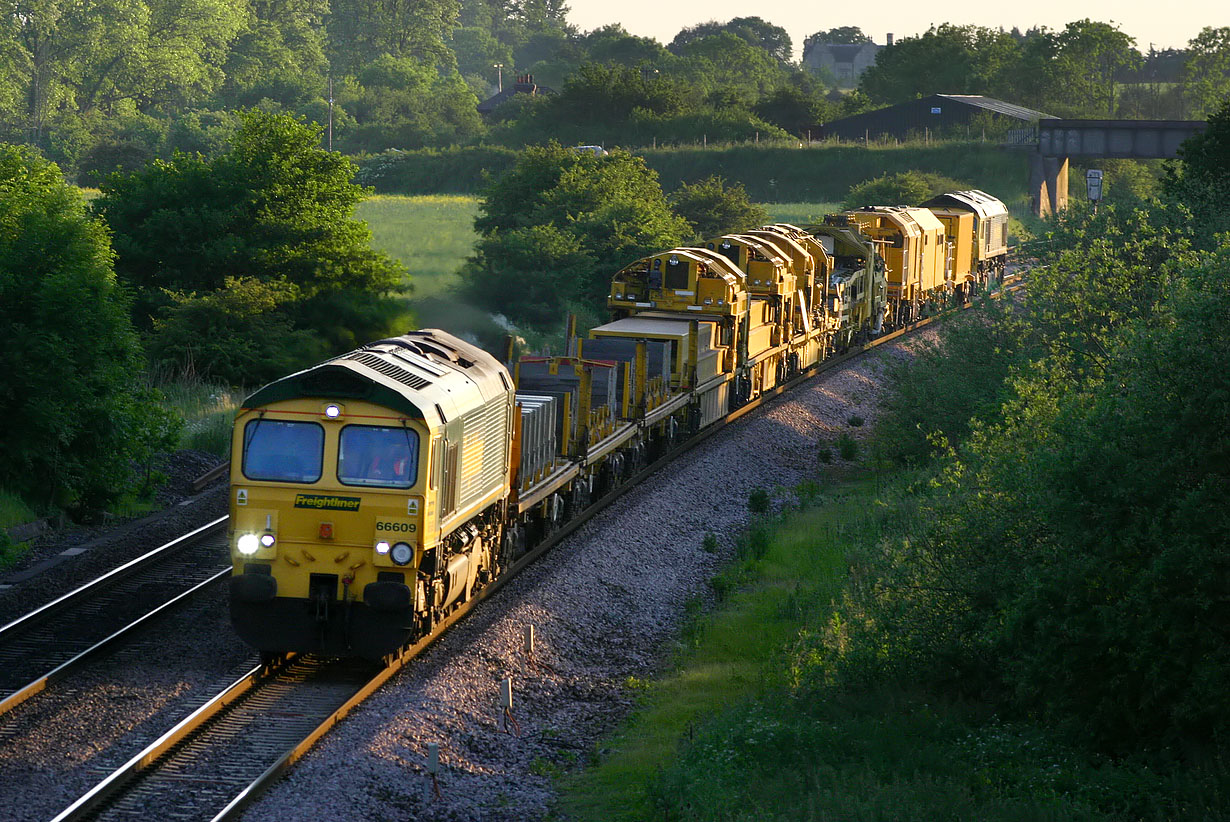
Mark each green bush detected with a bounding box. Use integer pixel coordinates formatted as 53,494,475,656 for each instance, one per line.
837,434,859,461
842,169,971,209
0,145,169,512
829,205,1230,751
669,175,769,240
747,487,771,514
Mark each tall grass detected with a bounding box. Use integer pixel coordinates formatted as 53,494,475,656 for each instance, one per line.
156,376,244,457
0,490,35,529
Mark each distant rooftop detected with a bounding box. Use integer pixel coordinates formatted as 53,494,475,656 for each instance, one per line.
935,94,1056,121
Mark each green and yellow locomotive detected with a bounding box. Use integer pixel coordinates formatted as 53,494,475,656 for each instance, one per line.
229,332,513,659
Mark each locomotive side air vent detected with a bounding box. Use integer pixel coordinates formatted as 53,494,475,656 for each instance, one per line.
349,352,432,390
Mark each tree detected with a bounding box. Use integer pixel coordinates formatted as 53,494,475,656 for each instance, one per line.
1163,97,1230,244
0,0,246,143
0,145,177,510
859,24,1020,104
675,31,789,103
96,109,405,382
1047,19,1140,116
669,16,792,64
216,0,330,111
462,143,688,328
804,26,870,47
753,85,831,136
1183,27,1230,118
327,0,460,76
842,171,970,209
669,176,769,240
340,55,482,151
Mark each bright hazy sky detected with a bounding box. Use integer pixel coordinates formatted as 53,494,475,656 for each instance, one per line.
563,1,1226,58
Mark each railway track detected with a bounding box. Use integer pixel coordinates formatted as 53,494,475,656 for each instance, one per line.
0,517,230,719
40,277,1026,820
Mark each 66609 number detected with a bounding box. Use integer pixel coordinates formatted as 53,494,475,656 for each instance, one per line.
375,521,416,533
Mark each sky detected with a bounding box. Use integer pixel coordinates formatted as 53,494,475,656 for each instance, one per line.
562,1,1227,59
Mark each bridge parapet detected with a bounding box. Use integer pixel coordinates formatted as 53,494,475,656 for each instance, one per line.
1039,119,1206,159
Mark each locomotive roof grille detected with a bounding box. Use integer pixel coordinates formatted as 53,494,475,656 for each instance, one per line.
348,351,432,390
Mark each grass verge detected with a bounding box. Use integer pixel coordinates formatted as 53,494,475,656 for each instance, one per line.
558,475,1223,821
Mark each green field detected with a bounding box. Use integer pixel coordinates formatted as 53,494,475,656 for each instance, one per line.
356,194,480,299
762,202,842,225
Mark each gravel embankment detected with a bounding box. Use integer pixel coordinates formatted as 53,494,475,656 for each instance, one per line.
242,335,933,822
0,451,228,625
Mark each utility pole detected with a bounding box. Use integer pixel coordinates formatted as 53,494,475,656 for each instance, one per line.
327,77,334,151
493,63,503,92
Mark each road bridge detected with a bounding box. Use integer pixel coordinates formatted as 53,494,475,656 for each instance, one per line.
1030,119,1207,216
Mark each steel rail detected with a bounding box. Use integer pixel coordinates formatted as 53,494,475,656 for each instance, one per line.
0,516,227,638
0,569,231,717
49,662,268,822
0,517,230,718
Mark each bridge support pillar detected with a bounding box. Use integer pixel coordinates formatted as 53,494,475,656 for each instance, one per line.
1030,154,1069,217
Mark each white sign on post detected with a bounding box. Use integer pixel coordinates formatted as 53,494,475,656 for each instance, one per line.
1086,169,1104,202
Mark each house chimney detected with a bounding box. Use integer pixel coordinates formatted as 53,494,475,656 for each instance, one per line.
886,33,894,46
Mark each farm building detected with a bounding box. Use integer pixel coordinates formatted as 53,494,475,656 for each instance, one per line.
815,94,1056,142
477,74,554,116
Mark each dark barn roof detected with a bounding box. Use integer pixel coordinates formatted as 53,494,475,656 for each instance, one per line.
815,94,1055,141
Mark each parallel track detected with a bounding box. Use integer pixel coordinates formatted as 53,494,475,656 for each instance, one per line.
0,517,231,719
50,279,1025,820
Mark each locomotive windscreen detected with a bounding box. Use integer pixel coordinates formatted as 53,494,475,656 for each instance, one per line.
242,420,325,483
338,425,419,488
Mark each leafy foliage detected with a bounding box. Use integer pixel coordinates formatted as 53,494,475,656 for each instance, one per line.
0,145,179,511
1163,97,1230,244
461,143,688,329
669,176,768,240
97,109,405,383
842,170,970,209
819,197,1227,752
668,16,793,64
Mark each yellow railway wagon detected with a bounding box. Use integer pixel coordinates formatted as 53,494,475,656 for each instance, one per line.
228,331,514,659
843,206,948,320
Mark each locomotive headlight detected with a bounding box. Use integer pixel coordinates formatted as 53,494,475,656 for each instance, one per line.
390,542,413,566
323,403,342,419
237,533,260,555
259,532,276,548
375,540,391,555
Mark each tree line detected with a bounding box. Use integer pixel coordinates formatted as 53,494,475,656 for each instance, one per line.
5,0,1228,183
0,109,404,516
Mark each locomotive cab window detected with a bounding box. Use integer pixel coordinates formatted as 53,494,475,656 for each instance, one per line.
242,420,324,483
338,425,419,488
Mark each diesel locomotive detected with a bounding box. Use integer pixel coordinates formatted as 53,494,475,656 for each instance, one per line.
228,191,1010,660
